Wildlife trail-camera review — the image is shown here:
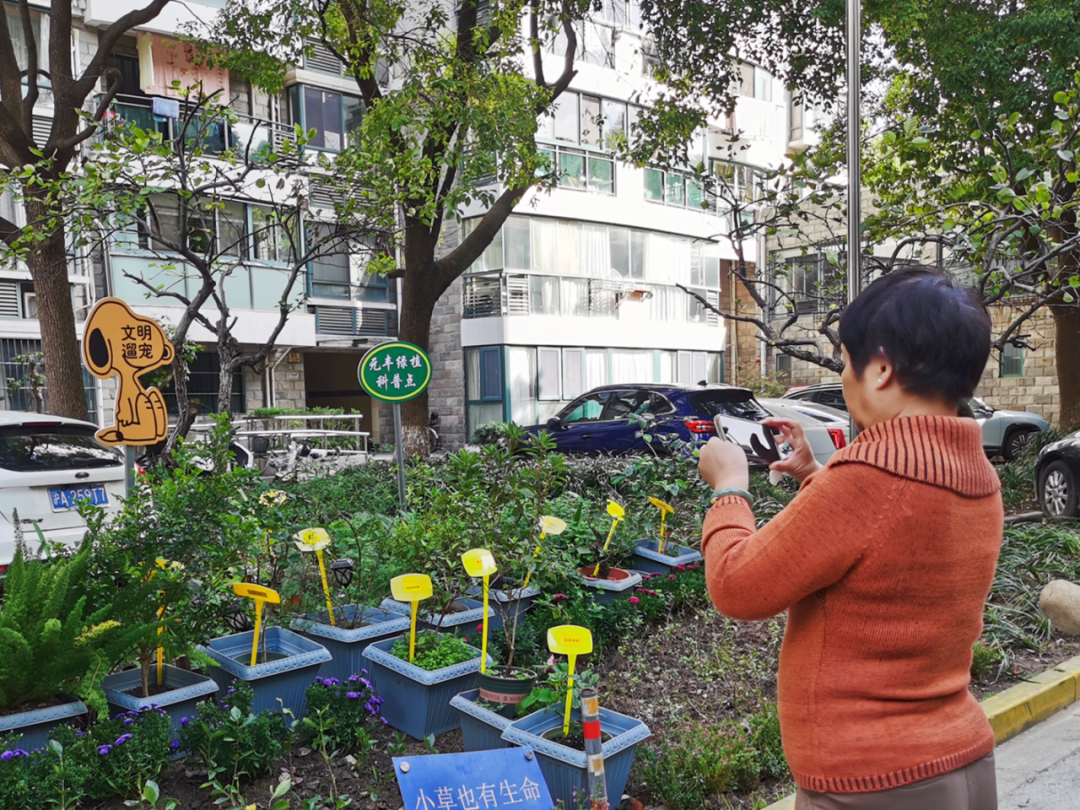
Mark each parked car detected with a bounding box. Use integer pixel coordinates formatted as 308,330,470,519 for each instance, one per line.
782,383,1048,461
757,397,853,449
1035,430,1080,517
526,383,844,464
754,399,848,467
0,412,125,573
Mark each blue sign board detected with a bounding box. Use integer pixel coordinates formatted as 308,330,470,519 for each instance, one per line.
394,748,553,810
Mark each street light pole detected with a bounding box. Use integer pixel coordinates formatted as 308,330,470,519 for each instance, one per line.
846,0,862,306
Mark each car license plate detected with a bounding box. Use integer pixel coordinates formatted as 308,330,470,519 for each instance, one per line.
48,485,109,511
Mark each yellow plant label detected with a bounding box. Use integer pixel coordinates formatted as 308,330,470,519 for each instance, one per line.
233,582,281,604
295,527,331,552
461,548,498,577
607,501,625,519
547,625,593,656
648,497,674,514
391,573,433,602
539,515,568,536
259,490,288,506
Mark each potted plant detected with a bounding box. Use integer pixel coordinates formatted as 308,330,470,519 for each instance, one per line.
286,517,411,682
631,497,702,575
577,526,642,605
362,630,489,739
0,541,140,751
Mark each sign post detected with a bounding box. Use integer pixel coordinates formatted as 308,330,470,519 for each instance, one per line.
390,573,433,664
547,625,593,737
358,341,433,512
461,549,498,673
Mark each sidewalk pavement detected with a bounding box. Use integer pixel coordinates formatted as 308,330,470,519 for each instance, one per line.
997,698,1080,810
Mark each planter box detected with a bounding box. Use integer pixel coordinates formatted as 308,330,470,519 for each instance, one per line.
197,627,331,718
631,540,703,575
577,566,643,605
502,706,651,808
449,689,514,752
0,697,86,752
362,635,489,740
466,585,541,631
292,606,411,682
102,664,218,738
380,597,494,634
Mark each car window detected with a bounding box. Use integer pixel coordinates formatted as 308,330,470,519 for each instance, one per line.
600,390,653,421
817,390,848,411
0,424,123,472
688,391,767,419
562,393,609,425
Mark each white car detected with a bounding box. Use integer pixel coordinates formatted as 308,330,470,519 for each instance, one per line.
0,412,125,572
756,399,848,467
759,397,854,448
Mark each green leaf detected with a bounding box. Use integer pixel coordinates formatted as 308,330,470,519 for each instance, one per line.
273,779,292,799
1058,150,1075,162
1055,91,1070,105
1016,168,1035,182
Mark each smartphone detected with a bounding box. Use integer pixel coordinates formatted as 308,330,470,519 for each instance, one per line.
713,415,783,464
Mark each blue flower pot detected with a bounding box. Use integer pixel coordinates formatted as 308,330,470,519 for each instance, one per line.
465,585,541,631
631,540,703,575
380,597,495,634
502,707,651,808
0,697,86,752
197,627,330,718
292,606,411,682
361,635,489,740
577,567,643,605
102,664,217,739
450,689,515,752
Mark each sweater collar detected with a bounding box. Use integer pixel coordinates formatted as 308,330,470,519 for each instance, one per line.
826,415,1000,497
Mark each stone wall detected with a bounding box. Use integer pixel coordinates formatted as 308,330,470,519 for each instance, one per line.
978,304,1060,424
427,276,467,450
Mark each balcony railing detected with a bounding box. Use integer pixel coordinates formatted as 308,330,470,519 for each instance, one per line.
97,93,295,161
463,272,719,326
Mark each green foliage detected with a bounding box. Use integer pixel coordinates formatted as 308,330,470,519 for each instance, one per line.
391,632,478,671
519,663,599,715
997,427,1069,511
302,674,385,755
248,407,348,419
470,423,507,446
285,462,402,521
745,702,788,781
639,722,761,810
971,641,1005,681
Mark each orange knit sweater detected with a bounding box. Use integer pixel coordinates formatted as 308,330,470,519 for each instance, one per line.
702,416,1003,793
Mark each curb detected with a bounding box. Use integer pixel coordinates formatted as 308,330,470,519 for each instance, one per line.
763,654,1080,809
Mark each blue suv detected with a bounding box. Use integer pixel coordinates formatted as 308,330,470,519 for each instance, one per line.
525,384,769,455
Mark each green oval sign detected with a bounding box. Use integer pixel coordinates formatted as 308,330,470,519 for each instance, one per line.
358,341,432,402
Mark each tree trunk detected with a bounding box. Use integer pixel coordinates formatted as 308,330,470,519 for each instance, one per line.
1053,302,1080,429
22,193,89,421
397,267,439,457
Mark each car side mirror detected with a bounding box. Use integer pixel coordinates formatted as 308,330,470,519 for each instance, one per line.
547,417,562,431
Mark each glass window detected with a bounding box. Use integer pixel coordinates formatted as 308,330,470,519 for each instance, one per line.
644,168,664,201
586,349,607,389
563,348,584,400
630,230,646,279
1000,344,1024,378
609,228,629,277
0,425,121,472
560,150,586,188
304,87,344,151
504,216,531,270
5,7,41,74
562,392,608,424
776,353,792,382
466,349,481,401
687,179,704,209
508,346,536,425
480,347,502,400
677,351,693,384
553,93,579,143
344,95,364,145
754,67,773,102
218,201,247,257
252,207,294,264
665,174,685,206
738,62,755,97
605,0,627,26
601,99,626,148
309,224,350,298
580,96,601,146
149,196,181,252
704,256,720,288
588,157,614,194
538,348,561,400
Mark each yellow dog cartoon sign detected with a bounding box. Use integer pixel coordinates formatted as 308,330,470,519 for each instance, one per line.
82,298,175,446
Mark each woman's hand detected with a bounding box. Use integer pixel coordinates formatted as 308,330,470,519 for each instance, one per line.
698,437,750,492
764,417,824,485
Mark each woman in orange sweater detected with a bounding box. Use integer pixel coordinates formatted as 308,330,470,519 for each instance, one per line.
699,267,1002,809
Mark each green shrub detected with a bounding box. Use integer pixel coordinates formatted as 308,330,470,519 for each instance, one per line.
970,641,1004,680
997,426,1070,511
302,673,385,754
391,632,478,670
745,702,788,780
639,722,759,810
470,422,508,446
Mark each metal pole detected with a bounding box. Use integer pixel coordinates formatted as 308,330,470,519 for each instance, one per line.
846,0,862,306
580,686,607,808
392,403,407,512
125,445,137,496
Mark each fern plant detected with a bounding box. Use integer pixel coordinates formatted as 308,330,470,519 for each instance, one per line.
0,541,148,715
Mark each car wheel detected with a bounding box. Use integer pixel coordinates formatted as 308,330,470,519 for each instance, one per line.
1003,427,1039,462
1040,460,1079,517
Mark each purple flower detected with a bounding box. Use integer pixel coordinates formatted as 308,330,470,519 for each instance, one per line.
123,718,135,726
180,717,190,726
226,688,236,697
380,717,388,725
314,677,324,685
346,691,362,699
1,750,26,761
361,669,367,676
348,675,359,683
325,677,340,687
170,740,180,750
114,734,133,747
74,731,85,738
97,745,113,756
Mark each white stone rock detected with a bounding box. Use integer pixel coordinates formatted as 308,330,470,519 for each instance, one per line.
1039,580,1080,635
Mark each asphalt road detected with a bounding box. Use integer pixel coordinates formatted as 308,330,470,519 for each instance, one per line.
997,700,1080,809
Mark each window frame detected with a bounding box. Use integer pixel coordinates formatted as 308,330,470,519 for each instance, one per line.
537,347,562,401
289,84,364,153
1000,343,1025,378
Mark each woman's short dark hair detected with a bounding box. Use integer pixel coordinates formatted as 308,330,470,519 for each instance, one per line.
839,266,991,403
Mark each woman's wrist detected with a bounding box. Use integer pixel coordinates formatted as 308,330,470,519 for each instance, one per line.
710,487,754,508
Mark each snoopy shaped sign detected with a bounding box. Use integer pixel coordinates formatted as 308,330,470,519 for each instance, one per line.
82,298,175,446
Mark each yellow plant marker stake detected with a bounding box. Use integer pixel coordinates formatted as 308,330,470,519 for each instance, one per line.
152,558,183,687
649,497,675,553
547,625,593,736
461,549,498,674
593,501,625,577
390,574,433,664
294,528,335,627
523,515,567,589
233,582,281,666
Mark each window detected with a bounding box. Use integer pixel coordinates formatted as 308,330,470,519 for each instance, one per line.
480,347,502,400
562,348,584,400
563,392,608,424
601,99,626,148
776,353,792,382
1000,343,1024,378
538,348,561,400
504,217,531,270
790,99,804,143
158,350,244,415
553,94,579,142
645,169,702,209
309,224,349,298
289,86,363,152
710,160,759,204
754,67,773,102
5,7,46,76
252,207,295,264
580,25,614,68
217,201,247,257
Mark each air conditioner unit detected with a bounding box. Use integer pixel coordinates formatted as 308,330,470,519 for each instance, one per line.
22,291,36,319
